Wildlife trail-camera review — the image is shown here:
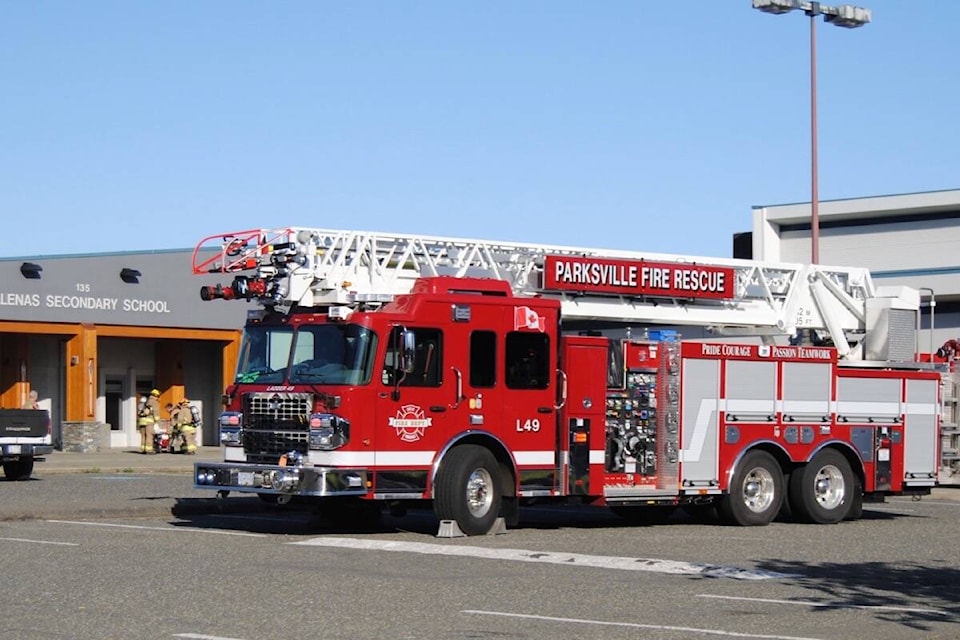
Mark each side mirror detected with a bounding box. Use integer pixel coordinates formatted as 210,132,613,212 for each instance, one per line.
402,330,417,373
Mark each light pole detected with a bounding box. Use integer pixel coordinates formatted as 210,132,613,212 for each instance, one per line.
752,0,870,264
918,287,936,361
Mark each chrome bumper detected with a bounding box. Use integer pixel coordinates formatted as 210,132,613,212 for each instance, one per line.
194,461,368,497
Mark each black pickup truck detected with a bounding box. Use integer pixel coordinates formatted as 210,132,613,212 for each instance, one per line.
0,408,53,480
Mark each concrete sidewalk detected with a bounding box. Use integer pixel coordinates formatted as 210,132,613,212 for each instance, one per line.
36,446,221,475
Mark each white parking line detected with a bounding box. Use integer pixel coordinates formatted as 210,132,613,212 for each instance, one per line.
174,634,248,640
697,594,947,615
292,537,794,580
46,520,268,537
462,609,825,640
0,536,79,546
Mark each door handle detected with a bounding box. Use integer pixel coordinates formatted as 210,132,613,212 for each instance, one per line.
449,366,464,410
554,369,568,410
537,407,553,414
429,406,447,413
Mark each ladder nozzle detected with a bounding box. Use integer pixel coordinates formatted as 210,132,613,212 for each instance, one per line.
200,276,268,302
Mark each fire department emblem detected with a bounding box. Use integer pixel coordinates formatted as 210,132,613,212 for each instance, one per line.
389,404,433,443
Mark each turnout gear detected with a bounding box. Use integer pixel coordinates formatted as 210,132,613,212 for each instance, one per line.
173,399,199,454
137,393,160,454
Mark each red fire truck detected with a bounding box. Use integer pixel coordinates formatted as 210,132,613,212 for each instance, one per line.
192,228,941,535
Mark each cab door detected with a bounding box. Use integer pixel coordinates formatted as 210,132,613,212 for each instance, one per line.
499,304,559,487
375,326,448,493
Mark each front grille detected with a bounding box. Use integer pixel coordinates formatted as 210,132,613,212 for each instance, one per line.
242,429,309,463
243,392,312,461
245,392,312,420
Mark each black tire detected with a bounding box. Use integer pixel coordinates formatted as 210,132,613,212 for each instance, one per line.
258,493,280,505
3,458,34,481
845,476,864,521
718,450,783,526
778,468,793,520
433,445,501,536
788,449,854,524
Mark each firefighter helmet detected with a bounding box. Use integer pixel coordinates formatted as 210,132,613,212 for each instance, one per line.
150,389,160,396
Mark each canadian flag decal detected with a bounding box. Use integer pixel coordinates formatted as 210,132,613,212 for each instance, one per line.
514,306,545,332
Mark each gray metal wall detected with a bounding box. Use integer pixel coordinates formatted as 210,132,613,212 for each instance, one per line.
0,249,249,329
778,218,960,276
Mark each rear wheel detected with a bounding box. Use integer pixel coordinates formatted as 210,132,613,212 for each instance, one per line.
434,445,501,536
718,450,783,526
3,458,34,481
845,476,864,521
788,449,854,524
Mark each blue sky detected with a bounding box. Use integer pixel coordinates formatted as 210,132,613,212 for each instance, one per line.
2,1,957,260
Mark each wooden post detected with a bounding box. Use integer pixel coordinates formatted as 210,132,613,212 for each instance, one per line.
65,324,98,421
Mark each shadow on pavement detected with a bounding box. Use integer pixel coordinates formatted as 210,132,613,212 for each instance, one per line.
754,557,960,634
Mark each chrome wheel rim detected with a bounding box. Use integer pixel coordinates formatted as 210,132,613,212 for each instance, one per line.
741,466,776,513
813,464,845,511
466,468,494,517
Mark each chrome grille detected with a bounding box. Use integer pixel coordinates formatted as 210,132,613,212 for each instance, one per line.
242,430,309,462
245,392,312,420
242,392,312,461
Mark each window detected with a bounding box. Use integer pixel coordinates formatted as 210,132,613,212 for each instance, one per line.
384,328,443,387
470,331,496,387
237,323,378,385
505,332,549,390
105,377,123,431
288,324,378,385
235,325,293,384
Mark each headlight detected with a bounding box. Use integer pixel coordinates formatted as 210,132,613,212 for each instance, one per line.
219,412,243,446
308,413,350,450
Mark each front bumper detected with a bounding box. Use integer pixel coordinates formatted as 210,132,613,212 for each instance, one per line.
194,461,369,497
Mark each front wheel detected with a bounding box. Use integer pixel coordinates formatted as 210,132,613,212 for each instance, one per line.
433,445,502,536
3,458,34,481
718,450,783,526
788,449,854,524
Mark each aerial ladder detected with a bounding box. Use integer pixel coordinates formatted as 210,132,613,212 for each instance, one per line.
192,227,920,362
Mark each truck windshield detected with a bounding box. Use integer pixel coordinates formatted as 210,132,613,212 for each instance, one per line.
235,323,378,385
288,324,378,385
235,325,292,384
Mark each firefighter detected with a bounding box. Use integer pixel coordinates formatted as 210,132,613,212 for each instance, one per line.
22,389,40,410
137,389,161,454
177,398,198,454
163,402,178,452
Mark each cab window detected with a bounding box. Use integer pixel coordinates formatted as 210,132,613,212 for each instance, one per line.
384,328,443,387
470,331,496,387
505,332,549,390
